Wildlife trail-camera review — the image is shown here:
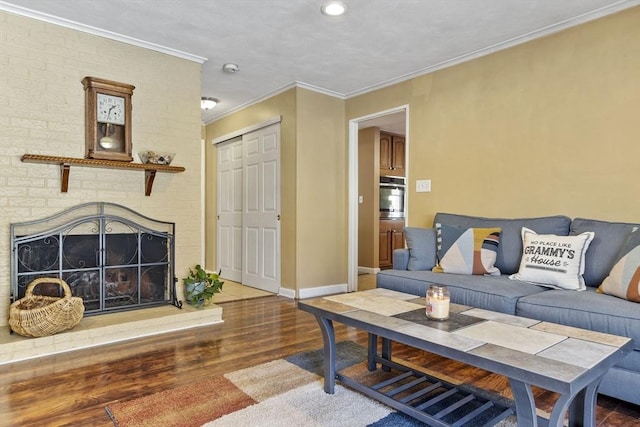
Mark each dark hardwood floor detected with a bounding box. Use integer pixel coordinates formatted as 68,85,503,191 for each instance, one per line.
0,296,638,426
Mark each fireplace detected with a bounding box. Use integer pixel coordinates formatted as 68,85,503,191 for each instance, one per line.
10,202,180,315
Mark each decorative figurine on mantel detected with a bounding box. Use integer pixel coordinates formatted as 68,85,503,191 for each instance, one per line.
82,76,135,162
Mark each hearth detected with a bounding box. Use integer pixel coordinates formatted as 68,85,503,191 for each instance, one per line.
10,202,180,315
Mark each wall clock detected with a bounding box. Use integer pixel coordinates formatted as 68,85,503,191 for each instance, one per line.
82,77,135,162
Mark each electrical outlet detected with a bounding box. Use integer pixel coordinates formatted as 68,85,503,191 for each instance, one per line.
358,195,364,204
416,179,431,193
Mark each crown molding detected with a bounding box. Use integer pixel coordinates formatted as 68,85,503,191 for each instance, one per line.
295,81,346,100
204,81,347,125
0,1,207,63
203,83,296,124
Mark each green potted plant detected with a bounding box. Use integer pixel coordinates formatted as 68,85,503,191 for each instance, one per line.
183,264,224,306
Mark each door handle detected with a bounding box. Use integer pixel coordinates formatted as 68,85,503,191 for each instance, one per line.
277,214,280,221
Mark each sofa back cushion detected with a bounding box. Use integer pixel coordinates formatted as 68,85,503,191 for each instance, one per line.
404,227,437,270
433,213,571,275
570,218,640,287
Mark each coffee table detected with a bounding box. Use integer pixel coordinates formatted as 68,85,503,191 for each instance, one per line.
298,289,634,427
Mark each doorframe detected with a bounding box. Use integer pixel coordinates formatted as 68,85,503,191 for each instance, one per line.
347,105,409,292
200,137,206,266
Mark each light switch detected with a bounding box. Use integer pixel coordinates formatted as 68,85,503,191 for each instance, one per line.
416,179,431,193
358,195,364,203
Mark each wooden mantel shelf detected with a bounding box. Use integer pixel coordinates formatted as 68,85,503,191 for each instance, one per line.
21,154,186,196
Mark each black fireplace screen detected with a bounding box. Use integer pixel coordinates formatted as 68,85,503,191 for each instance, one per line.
11,202,180,315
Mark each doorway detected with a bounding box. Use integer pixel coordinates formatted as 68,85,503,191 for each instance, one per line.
348,106,409,292
216,122,281,294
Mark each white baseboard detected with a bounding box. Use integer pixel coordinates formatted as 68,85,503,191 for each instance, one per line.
358,266,380,275
298,283,348,299
279,283,350,299
278,287,296,299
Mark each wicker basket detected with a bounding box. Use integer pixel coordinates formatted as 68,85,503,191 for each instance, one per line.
9,278,85,338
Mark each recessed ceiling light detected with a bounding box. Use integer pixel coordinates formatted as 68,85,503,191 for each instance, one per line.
201,97,219,110
321,1,346,16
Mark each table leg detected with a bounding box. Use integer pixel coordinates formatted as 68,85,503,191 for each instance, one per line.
314,315,336,394
547,393,573,427
381,337,392,372
547,381,600,427
569,379,600,427
368,333,377,371
509,379,539,427
511,377,598,427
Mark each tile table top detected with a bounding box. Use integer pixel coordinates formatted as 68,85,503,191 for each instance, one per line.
301,290,633,386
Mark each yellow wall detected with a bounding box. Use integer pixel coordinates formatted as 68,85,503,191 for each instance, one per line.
205,88,346,293
295,89,346,289
0,12,203,326
348,7,640,227
205,89,297,289
206,6,639,295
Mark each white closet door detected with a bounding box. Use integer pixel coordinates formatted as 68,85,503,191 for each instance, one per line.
216,137,243,282
242,124,280,293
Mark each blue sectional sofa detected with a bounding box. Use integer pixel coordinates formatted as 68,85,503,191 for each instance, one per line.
376,212,640,405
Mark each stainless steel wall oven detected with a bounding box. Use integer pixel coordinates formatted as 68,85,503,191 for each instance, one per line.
379,176,406,219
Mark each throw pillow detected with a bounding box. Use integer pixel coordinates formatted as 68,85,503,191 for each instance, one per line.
509,227,595,291
432,223,501,275
404,227,437,271
598,228,640,302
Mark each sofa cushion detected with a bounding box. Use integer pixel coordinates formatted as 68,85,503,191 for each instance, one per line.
432,223,501,275
599,229,640,302
570,218,640,287
509,227,594,291
434,213,571,275
598,364,640,406
517,287,640,351
613,348,640,372
377,270,547,314
404,227,437,271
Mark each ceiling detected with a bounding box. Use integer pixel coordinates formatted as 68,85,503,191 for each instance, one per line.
1,0,638,125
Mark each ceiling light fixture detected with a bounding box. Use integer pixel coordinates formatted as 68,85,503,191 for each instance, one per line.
201,97,219,110
321,1,346,16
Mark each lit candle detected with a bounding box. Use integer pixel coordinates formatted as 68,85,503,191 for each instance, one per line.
426,285,450,320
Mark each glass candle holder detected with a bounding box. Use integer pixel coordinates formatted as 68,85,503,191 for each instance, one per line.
426,285,450,320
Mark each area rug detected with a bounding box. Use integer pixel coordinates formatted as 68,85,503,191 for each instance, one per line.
106,341,517,427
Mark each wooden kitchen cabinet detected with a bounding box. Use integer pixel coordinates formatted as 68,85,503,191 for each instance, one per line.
379,219,405,269
380,132,405,176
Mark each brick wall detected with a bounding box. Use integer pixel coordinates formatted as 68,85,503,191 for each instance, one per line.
0,11,203,326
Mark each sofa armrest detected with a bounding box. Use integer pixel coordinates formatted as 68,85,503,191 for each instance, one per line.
393,248,410,270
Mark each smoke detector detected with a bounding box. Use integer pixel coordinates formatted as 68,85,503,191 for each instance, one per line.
222,63,239,73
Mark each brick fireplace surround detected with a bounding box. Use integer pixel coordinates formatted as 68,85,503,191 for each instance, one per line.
0,8,209,365
2,202,223,364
